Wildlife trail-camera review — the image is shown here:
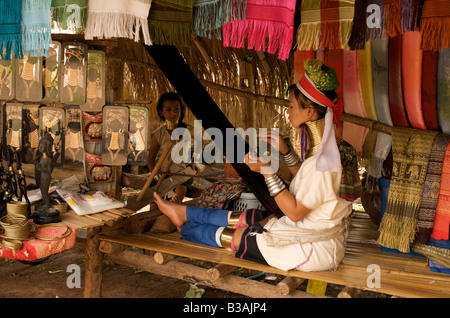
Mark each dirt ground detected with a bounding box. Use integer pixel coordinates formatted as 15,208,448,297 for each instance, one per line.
0,247,392,299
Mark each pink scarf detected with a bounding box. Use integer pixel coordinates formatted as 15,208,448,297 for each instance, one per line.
223,0,296,60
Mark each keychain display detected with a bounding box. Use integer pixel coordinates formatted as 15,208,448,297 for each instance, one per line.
60,42,88,105
39,106,65,167
128,105,149,166
43,41,61,102
82,111,102,142
0,56,16,100
16,55,43,102
22,104,40,163
102,106,129,166
81,50,105,112
3,103,23,150
65,105,84,163
85,152,113,184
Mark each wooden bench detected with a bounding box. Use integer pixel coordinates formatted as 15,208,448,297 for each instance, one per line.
82,210,450,298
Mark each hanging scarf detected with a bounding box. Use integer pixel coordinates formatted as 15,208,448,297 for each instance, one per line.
348,0,368,50
0,0,22,60
414,134,450,245
223,0,296,60
85,0,152,45
420,0,450,51
297,0,354,51
148,0,195,47
21,0,52,57
383,0,402,38
401,0,424,33
429,141,450,240
192,0,246,40
51,0,87,32
377,128,439,253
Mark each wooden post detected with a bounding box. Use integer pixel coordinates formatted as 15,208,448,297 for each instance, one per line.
239,59,257,134
99,241,126,254
83,227,104,298
206,264,236,282
277,277,305,295
153,252,176,265
338,286,361,298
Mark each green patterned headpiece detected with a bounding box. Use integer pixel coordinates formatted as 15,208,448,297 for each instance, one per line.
304,60,339,92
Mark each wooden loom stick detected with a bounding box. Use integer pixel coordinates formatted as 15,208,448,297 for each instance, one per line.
136,140,174,202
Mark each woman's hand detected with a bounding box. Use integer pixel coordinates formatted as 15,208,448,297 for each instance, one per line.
244,152,274,177
260,129,290,155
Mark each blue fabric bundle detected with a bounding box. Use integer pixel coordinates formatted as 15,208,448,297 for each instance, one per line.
21,0,52,57
0,0,23,60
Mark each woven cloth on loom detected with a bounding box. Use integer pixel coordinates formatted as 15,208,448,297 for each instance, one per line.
51,0,87,32
377,127,439,253
415,134,450,245
222,0,296,60
21,0,52,57
429,141,450,240
0,0,22,60
337,138,363,202
297,0,354,51
148,0,195,47
0,223,77,261
420,0,450,51
85,0,152,45
192,0,246,40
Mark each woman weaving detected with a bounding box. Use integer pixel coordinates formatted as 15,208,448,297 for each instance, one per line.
154,60,353,272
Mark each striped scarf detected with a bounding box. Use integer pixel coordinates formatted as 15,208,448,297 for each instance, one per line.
223,0,296,60
21,0,52,57
0,0,22,60
192,0,246,40
51,0,88,32
148,0,195,47
429,141,450,241
297,0,354,51
415,134,450,244
377,128,439,253
85,0,152,45
420,0,450,51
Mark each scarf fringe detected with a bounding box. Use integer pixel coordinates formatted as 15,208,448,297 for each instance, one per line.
297,22,321,51
420,16,450,51
22,25,52,57
378,213,419,253
52,3,87,31
149,19,191,47
192,0,233,39
384,0,402,38
86,11,152,45
223,19,293,60
0,34,22,61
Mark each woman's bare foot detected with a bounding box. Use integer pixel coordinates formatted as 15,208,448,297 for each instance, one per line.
154,192,187,231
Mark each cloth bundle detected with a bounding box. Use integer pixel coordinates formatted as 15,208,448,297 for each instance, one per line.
297,0,354,51
192,0,246,40
0,0,22,60
85,0,152,45
223,0,296,60
21,0,52,57
148,0,195,47
377,127,439,253
51,0,88,32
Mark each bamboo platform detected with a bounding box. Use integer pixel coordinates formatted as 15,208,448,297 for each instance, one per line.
93,210,450,298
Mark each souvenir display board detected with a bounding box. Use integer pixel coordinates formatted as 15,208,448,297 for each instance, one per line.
60,42,88,105
128,105,149,166
101,106,129,166
81,50,105,112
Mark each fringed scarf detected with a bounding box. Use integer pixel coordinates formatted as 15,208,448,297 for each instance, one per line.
429,141,450,240
414,134,450,244
51,0,88,33
148,0,195,47
21,0,52,57
0,0,22,61
223,0,296,60
192,0,246,40
401,0,424,33
85,0,152,45
297,0,354,51
420,0,450,51
377,127,439,253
